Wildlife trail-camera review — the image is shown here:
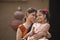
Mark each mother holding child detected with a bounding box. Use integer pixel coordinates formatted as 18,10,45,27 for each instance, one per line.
16,8,51,40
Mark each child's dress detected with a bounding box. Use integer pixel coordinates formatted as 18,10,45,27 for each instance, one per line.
27,23,48,40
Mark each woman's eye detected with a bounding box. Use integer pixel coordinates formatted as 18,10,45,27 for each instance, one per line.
32,14,35,16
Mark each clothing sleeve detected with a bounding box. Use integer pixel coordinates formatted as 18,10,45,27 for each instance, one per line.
18,24,28,38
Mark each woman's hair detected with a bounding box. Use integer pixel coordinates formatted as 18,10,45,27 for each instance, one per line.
39,8,50,22
27,8,37,14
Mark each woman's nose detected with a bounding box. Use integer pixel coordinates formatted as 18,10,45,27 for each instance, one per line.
34,16,36,19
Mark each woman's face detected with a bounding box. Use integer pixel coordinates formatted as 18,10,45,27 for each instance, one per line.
27,12,36,23
36,11,46,23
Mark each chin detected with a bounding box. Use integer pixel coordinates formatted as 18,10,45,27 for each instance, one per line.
38,20,42,23
31,20,35,23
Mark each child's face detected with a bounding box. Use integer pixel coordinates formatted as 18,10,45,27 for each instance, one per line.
36,11,46,23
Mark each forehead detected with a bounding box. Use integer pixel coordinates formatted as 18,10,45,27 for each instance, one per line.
37,12,43,15
30,12,36,15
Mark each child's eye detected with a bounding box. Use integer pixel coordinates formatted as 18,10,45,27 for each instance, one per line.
39,14,41,16
32,14,35,16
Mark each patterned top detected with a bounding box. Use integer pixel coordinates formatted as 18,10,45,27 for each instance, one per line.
18,24,28,38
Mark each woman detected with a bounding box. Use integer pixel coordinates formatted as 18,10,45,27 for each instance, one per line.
16,8,37,40
23,8,51,40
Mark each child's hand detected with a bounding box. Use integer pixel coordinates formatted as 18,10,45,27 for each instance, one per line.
22,38,26,40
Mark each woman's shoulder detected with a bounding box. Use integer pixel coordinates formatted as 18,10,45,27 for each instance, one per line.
18,24,24,28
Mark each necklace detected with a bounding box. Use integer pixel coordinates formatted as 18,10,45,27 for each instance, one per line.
23,23,31,29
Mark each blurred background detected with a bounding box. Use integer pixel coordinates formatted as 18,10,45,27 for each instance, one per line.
0,0,49,40
0,0,60,40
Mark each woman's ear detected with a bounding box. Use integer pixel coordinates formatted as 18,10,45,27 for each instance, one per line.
26,12,29,17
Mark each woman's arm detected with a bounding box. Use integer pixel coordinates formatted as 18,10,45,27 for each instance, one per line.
30,31,47,40
23,27,34,39
46,32,52,38
16,28,22,40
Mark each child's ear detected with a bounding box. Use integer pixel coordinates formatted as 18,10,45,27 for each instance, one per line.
44,15,46,19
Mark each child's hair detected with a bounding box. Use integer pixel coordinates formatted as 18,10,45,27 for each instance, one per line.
39,8,50,22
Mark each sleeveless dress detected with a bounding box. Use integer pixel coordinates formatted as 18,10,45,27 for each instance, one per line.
27,23,48,40
18,24,28,38
18,23,33,38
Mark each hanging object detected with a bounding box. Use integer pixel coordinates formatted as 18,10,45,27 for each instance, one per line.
41,0,44,2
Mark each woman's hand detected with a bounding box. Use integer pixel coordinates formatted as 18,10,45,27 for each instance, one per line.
46,32,52,38
28,36,36,40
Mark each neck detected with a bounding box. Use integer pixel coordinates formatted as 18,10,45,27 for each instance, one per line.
25,18,32,26
40,20,47,24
